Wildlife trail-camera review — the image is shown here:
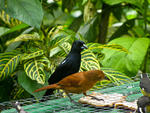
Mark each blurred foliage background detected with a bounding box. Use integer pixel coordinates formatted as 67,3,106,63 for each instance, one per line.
0,0,150,102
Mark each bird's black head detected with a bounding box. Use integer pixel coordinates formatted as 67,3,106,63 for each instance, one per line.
140,73,149,79
71,40,88,52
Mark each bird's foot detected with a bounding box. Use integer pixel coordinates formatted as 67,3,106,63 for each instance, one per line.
70,100,81,105
89,95,104,102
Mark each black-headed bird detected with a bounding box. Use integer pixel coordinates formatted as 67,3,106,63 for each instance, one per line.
140,73,150,97
136,96,150,113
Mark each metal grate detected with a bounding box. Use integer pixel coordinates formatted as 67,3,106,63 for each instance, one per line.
1,81,142,113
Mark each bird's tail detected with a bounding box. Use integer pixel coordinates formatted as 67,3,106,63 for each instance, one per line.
33,84,58,93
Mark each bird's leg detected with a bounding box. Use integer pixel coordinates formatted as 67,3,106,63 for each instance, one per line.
83,92,104,101
66,94,81,105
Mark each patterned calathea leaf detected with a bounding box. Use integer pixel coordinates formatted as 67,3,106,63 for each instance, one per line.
24,56,50,84
7,34,41,45
49,31,74,47
80,50,100,71
0,51,22,81
22,47,46,60
50,42,72,57
87,43,130,53
101,67,133,85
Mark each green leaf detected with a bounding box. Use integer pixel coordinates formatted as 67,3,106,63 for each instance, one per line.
101,37,149,76
0,51,22,81
18,69,48,98
24,56,50,84
62,0,77,12
76,17,98,42
111,4,122,21
86,43,103,53
50,32,74,46
81,50,100,71
49,47,61,57
59,42,72,54
8,34,41,44
0,27,10,37
109,19,135,41
50,42,71,57
101,67,133,85
2,23,29,36
0,0,5,11
5,0,43,29
87,43,130,53
22,48,47,60
5,41,22,52
101,44,130,53
103,0,142,6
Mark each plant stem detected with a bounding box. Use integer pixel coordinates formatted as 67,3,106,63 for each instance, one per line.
143,0,148,72
144,0,148,34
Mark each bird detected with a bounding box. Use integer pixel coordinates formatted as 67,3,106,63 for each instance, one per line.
44,40,88,96
11,101,28,113
140,73,150,97
135,96,150,113
33,69,106,104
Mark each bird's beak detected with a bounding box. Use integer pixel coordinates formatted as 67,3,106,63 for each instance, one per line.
103,76,110,81
81,44,88,49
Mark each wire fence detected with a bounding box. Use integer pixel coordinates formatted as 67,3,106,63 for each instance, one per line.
1,76,142,113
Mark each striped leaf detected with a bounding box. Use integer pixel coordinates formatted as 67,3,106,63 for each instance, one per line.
86,43,103,53
22,48,46,60
0,51,22,81
0,10,22,27
87,43,130,53
59,42,71,54
53,42,72,57
101,67,133,85
101,44,130,53
7,34,41,45
81,50,100,71
24,56,50,84
50,31,74,46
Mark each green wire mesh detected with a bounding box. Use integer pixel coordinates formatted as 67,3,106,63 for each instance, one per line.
1,81,142,113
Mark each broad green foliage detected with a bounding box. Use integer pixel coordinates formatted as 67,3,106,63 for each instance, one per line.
17,70,48,97
4,0,43,29
76,17,98,42
0,51,22,81
101,37,150,76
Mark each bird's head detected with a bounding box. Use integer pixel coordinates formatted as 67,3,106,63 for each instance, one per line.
85,69,107,83
71,40,88,52
140,73,149,79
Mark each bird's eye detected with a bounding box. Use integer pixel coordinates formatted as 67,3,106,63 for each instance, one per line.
99,77,102,79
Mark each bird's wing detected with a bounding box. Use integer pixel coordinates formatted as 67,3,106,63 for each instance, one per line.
55,57,73,72
58,73,84,87
48,57,73,83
